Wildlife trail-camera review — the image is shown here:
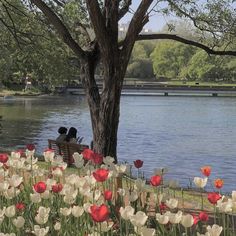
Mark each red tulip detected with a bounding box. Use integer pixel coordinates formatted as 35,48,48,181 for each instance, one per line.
134,159,143,169
16,202,25,211
192,214,199,225
150,175,162,186
0,153,8,163
16,149,25,157
93,168,109,182
159,202,167,212
199,211,209,222
33,181,47,193
90,204,110,222
207,192,221,205
214,178,224,189
82,149,94,161
52,183,63,193
201,166,211,177
104,190,112,201
92,153,103,165
26,144,35,151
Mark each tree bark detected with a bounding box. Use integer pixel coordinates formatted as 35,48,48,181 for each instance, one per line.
80,52,124,163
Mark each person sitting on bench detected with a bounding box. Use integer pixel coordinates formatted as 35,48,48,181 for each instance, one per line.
56,127,67,142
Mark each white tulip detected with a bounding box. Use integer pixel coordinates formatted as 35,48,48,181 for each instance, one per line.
181,214,194,228
35,207,50,225
54,222,61,231
41,190,51,200
140,226,156,236
217,198,232,213
0,181,9,192
73,153,84,168
8,175,23,188
166,198,178,209
4,187,20,199
115,164,127,174
94,189,101,201
193,177,208,188
118,188,126,196
120,206,135,220
134,179,146,192
52,168,63,177
11,151,21,159
127,190,139,202
38,207,50,218
83,203,92,213
65,174,78,185
5,205,16,218
206,224,223,236
72,205,84,217
43,150,55,162
0,169,8,178
75,177,86,188
60,207,71,216
30,193,41,203
32,225,49,236
103,156,115,165
9,159,25,169
13,216,25,228
100,221,114,232
130,211,148,227
232,191,236,202
63,195,76,204
156,213,169,224
165,210,182,224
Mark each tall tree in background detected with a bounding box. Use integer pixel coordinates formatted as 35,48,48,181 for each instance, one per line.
1,0,236,162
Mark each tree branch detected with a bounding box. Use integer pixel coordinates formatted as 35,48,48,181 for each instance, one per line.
137,34,236,56
30,0,86,59
86,0,109,55
120,0,154,66
118,0,132,20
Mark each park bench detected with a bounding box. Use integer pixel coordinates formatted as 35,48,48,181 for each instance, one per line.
48,139,89,165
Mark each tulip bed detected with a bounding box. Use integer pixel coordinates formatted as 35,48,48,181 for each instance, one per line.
0,147,236,236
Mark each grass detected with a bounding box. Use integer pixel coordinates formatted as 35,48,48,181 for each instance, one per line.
0,89,42,97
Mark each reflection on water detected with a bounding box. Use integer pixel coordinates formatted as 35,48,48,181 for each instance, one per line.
1,95,236,192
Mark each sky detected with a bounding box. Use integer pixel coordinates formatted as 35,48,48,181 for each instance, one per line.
119,1,172,32
119,0,236,32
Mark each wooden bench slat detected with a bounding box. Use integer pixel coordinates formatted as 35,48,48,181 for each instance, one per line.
48,139,89,165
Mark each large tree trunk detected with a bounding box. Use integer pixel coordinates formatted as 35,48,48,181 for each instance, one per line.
81,55,124,163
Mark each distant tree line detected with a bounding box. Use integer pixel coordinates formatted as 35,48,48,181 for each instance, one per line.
127,39,236,81
127,20,236,81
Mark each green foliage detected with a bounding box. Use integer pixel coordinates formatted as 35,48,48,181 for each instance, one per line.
186,51,236,81
151,41,197,79
126,42,155,78
126,59,154,78
0,0,80,91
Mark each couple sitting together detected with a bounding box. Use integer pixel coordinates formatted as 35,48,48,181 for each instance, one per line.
56,127,83,144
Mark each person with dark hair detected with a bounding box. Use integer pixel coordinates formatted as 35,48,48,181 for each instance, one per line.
56,127,67,142
65,127,78,143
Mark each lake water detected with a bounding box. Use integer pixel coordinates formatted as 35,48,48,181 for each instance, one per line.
1,95,236,193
